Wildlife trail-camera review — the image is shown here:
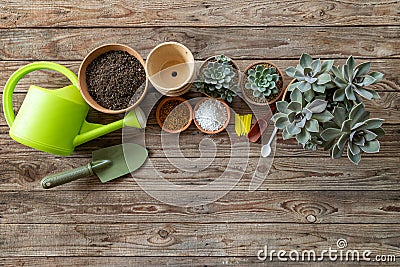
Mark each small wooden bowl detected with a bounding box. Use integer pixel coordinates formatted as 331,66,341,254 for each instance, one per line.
78,43,148,114
241,61,284,106
156,97,193,133
193,98,231,134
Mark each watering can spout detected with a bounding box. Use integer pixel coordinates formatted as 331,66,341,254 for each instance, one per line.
72,107,147,147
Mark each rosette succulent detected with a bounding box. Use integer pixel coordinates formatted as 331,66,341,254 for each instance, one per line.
272,88,333,145
202,61,235,90
320,103,384,164
215,54,231,64
332,56,384,103
245,65,280,99
272,53,385,164
194,54,238,103
286,53,334,102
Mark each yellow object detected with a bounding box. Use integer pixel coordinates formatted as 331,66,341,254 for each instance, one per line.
235,114,242,136
235,114,253,137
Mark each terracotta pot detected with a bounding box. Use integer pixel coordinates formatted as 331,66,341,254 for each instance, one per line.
156,97,193,133
196,56,241,100
282,78,296,101
193,98,230,134
146,42,195,96
240,61,284,106
78,43,148,114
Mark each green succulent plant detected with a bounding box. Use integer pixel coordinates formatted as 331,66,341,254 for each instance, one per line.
331,56,384,103
320,103,384,164
286,53,334,102
272,53,385,164
203,61,235,90
194,54,238,103
214,54,231,64
245,65,280,99
272,88,333,145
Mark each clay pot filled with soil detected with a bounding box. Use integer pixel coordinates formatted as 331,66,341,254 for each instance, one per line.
241,62,284,106
78,44,148,114
156,97,193,133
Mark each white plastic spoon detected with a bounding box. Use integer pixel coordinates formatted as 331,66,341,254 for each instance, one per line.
261,127,278,157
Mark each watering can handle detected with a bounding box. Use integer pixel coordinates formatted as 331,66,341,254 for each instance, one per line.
2,61,79,127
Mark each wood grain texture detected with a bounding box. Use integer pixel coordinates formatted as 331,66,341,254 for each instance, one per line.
0,0,399,28
0,155,398,191
2,256,397,266
0,27,399,60
1,190,399,224
0,223,399,256
1,0,399,264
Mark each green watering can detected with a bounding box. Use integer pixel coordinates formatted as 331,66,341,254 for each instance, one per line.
2,62,146,156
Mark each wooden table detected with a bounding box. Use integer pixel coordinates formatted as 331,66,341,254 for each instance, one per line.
1,1,399,266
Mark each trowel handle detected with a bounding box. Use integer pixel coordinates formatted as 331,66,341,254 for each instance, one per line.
41,160,111,189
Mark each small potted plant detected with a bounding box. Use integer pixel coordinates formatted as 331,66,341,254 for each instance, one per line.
194,54,239,103
272,53,384,164
241,62,284,106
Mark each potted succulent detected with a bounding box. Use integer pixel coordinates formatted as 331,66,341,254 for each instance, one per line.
272,53,384,164
241,62,284,106
194,54,239,103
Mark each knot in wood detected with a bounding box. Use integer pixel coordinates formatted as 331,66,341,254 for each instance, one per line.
158,229,169,239
306,214,317,223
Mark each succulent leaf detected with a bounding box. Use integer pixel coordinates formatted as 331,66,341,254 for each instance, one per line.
333,57,382,102
194,55,238,102
286,53,333,96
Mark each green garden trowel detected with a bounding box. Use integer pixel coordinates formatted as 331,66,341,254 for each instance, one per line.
41,143,148,189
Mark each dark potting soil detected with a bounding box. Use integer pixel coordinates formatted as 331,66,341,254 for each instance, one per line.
86,50,146,110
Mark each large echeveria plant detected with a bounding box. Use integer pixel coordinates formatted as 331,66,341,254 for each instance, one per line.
272,54,385,164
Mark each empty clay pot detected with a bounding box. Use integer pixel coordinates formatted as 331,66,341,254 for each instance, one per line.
146,42,195,96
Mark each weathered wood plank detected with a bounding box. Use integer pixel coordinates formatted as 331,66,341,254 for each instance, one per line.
1,59,398,92
0,27,399,60
0,155,398,191
0,123,398,158
1,0,399,28
1,190,399,224
0,223,399,256
0,256,395,266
